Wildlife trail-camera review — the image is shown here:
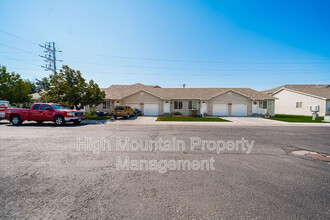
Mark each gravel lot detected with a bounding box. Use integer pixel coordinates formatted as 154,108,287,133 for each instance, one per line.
0,121,329,219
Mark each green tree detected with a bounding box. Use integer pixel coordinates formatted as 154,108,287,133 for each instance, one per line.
83,79,105,107
0,66,31,104
25,79,39,94
42,65,105,109
35,77,50,91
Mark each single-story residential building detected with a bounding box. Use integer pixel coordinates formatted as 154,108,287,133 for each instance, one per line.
87,83,275,117
263,84,330,116
31,92,42,103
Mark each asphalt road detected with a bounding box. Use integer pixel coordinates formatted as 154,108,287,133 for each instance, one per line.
0,121,329,219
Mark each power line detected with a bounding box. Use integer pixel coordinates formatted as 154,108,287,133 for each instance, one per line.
0,51,40,54
1,29,330,65
0,29,39,45
61,60,330,72
2,56,330,73
88,53,330,65
0,42,40,57
3,67,330,77
0,54,41,67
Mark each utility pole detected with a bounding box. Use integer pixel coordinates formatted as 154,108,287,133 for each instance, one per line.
39,42,62,73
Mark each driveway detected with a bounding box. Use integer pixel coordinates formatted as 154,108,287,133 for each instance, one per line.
224,117,287,125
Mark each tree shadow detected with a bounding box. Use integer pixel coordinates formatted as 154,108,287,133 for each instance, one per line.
4,121,89,127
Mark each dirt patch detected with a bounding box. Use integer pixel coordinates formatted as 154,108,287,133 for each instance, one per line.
292,150,330,163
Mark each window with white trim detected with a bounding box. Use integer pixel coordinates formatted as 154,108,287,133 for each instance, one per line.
103,101,111,109
262,101,267,109
296,102,303,108
188,100,197,110
174,101,182,109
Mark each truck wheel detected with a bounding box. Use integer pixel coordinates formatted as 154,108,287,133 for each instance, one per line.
54,116,65,126
37,121,43,125
11,115,22,126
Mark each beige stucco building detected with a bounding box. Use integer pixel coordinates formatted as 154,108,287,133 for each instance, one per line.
263,84,330,116
87,83,275,117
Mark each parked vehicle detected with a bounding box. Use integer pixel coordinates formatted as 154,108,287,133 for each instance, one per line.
133,108,143,116
0,101,10,121
5,103,85,126
96,111,109,117
112,105,136,119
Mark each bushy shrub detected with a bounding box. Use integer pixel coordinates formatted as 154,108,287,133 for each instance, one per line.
171,111,182,116
89,107,97,116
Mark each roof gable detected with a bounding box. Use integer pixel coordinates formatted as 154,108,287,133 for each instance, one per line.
266,84,330,99
122,89,163,100
209,89,252,100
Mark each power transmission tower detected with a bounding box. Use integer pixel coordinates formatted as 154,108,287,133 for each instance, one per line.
39,42,62,73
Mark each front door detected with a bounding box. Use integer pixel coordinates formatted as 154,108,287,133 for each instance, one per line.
252,101,259,114
201,102,207,114
163,101,170,114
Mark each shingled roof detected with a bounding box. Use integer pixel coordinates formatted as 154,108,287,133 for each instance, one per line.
262,84,330,99
101,84,275,100
101,83,157,99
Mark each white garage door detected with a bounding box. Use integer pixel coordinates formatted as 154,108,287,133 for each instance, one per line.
232,103,247,116
144,103,159,116
127,103,140,109
213,103,228,116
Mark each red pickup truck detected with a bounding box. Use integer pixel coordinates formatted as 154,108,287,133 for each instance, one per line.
5,103,85,126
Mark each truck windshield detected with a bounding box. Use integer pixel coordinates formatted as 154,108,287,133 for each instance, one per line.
52,104,70,110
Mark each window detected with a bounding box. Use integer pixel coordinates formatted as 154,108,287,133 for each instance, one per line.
263,101,267,109
103,101,111,109
188,100,197,110
40,104,51,110
174,101,182,109
296,102,303,108
267,102,273,109
52,104,70,110
0,102,8,107
114,106,124,110
33,104,41,110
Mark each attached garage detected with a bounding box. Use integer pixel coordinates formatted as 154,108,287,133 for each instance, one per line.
213,103,228,116
231,103,247,116
127,103,140,109
144,103,159,116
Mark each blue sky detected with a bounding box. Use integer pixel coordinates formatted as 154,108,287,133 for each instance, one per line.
0,0,330,90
